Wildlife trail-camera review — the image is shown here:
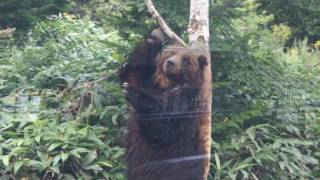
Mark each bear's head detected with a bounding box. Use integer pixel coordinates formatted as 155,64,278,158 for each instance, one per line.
153,47,208,88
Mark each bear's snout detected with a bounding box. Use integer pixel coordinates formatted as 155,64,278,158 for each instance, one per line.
166,59,175,68
164,59,179,76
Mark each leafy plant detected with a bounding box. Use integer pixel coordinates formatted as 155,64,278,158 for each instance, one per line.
0,15,130,179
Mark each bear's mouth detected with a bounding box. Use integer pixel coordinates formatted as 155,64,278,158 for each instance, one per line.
164,72,181,83
165,74,195,89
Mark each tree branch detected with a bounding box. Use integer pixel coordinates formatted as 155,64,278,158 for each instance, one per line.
144,0,187,47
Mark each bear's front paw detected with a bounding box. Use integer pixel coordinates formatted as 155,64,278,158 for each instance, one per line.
122,82,162,113
122,82,140,104
122,82,130,92
122,82,136,96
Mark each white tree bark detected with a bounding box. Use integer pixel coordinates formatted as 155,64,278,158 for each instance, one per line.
188,0,210,48
188,0,211,180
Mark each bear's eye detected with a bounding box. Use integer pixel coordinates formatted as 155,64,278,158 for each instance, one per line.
182,58,190,66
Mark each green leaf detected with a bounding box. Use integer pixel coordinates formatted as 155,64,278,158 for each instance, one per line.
232,163,257,172
61,152,69,162
11,147,29,154
14,161,24,174
246,128,260,149
35,136,41,143
93,93,102,107
48,143,62,152
87,130,104,145
37,151,47,162
83,164,103,171
214,153,221,170
1,155,10,166
28,160,44,170
50,164,60,174
70,147,91,159
53,155,61,166
112,149,124,159
98,161,113,168
81,150,97,166
221,159,233,170
228,171,238,180
112,113,119,125
278,161,286,170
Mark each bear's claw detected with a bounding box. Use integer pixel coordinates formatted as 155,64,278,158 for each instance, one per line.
122,82,129,89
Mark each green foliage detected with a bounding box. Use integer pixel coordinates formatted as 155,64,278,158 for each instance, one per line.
0,0,72,35
210,0,320,179
0,16,130,179
211,124,317,179
256,0,320,45
0,118,124,179
1,0,320,179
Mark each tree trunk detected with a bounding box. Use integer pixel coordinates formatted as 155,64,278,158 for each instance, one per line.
188,0,210,47
188,0,211,179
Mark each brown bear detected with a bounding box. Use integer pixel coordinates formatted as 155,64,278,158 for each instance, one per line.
119,28,209,180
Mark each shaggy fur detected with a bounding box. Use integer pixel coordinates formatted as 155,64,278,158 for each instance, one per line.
119,29,209,180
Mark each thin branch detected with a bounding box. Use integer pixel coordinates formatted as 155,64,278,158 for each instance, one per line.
73,74,112,91
144,0,187,47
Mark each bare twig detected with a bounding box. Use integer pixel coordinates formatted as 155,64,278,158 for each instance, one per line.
73,74,112,91
144,0,187,47
55,73,113,100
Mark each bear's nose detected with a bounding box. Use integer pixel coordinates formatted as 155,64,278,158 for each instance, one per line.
166,60,175,68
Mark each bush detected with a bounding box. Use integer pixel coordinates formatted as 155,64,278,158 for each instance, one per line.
0,15,130,179
210,0,320,179
1,0,320,179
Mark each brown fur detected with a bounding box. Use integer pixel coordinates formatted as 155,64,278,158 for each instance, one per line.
119,30,210,180
153,47,206,89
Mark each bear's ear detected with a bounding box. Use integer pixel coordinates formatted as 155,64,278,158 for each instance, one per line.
198,55,208,69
